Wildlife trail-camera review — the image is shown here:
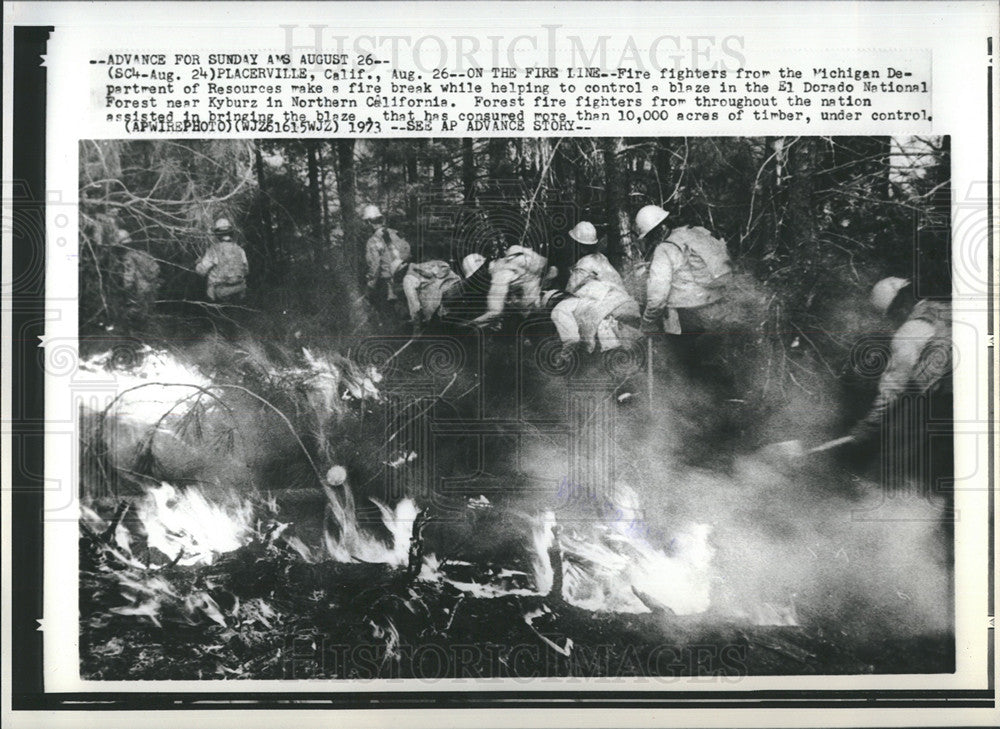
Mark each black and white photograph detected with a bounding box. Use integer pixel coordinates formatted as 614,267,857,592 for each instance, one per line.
4,2,997,726
76,135,955,680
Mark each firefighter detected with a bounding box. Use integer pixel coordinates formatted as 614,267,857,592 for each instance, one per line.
118,228,160,321
564,220,625,294
400,258,462,333
362,204,412,318
195,217,249,302
849,277,952,442
438,252,497,323
634,205,733,337
470,244,549,326
550,279,642,357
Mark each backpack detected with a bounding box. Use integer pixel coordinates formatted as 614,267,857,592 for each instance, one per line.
908,300,952,393
666,226,732,289
212,242,248,285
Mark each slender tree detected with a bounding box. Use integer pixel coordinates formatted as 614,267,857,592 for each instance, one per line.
461,138,476,203
600,137,625,266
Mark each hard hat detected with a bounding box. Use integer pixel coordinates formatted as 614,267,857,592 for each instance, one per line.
116,228,132,244
870,277,910,314
461,252,486,278
634,205,670,239
568,221,598,246
213,217,233,234
361,204,382,221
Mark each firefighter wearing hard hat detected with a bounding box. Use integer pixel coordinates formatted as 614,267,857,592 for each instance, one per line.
850,277,952,442
400,259,463,333
362,204,412,317
633,205,733,339
564,221,625,294
196,218,249,301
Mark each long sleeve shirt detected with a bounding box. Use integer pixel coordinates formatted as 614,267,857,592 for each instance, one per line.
365,227,411,287
566,252,624,294
552,281,640,352
474,245,547,323
641,227,729,329
854,300,951,438
401,260,461,320
196,241,248,286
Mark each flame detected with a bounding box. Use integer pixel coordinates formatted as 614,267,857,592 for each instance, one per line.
547,519,715,615
529,510,558,594
322,484,417,566
137,482,255,566
81,347,213,424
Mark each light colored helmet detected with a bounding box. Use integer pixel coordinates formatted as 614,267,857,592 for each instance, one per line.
870,277,910,314
361,204,382,221
461,252,486,278
568,221,598,246
634,205,670,239
116,228,132,244
213,217,233,234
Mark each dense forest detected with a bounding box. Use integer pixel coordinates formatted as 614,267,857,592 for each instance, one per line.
80,136,949,357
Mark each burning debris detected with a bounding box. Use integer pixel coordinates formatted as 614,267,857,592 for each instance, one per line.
78,332,952,680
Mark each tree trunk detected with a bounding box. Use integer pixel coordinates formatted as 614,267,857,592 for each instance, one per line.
406,145,420,219
432,155,444,202
334,140,360,286
253,141,278,269
306,142,323,262
462,138,476,203
782,137,820,254
318,144,331,251
653,138,673,204
601,137,625,266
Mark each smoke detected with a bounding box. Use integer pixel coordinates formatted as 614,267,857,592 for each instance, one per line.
508,281,952,638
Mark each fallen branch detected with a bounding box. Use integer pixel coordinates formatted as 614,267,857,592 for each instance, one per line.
405,510,432,582
100,501,131,543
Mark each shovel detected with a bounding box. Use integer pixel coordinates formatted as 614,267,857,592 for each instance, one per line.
758,435,855,463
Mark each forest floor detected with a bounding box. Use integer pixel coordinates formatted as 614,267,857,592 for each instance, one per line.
78,303,955,681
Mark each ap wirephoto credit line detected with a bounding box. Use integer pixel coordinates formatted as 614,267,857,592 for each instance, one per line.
2,2,997,728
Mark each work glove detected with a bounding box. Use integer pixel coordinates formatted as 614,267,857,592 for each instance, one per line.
556,341,581,365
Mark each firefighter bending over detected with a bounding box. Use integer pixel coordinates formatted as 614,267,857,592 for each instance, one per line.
470,244,549,326
849,277,952,442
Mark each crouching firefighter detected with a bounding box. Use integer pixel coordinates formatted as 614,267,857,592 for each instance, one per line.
633,205,734,368
844,277,953,495
196,217,249,302
434,252,499,324
550,280,642,359
470,244,549,328
564,220,625,293
400,259,462,333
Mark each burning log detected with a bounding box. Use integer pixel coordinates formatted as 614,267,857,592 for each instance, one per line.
404,509,431,581
630,585,676,617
